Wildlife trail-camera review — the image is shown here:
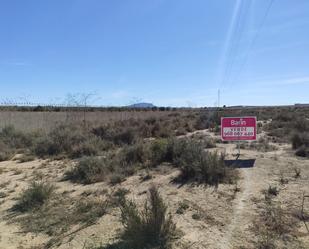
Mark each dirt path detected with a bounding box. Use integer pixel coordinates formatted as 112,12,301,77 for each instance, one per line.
217,167,254,249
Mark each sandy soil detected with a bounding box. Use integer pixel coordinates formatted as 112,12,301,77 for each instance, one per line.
0,131,308,249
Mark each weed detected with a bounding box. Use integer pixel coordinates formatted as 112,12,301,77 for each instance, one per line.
176,201,189,215
74,198,108,225
279,172,288,185
267,185,279,197
191,213,201,220
140,172,153,182
109,173,125,185
12,181,54,212
113,188,130,199
294,168,301,178
233,182,241,194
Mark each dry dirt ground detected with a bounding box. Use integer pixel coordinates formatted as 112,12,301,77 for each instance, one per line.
0,130,308,249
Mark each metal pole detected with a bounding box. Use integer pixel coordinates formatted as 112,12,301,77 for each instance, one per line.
236,140,240,160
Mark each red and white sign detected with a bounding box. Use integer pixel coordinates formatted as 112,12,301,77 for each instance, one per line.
221,116,257,141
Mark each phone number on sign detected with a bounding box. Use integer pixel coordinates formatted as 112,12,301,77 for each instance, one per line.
223,127,254,137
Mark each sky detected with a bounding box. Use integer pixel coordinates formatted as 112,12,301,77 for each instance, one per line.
0,0,309,107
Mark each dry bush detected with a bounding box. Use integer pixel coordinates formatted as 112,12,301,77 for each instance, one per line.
0,141,14,161
34,124,109,158
295,146,309,157
0,125,36,149
64,156,110,184
103,186,178,249
12,181,55,212
64,142,150,185
109,173,125,185
292,132,309,157
194,111,217,130
253,189,302,249
291,133,309,149
113,128,138,145
92,111,203,143
249,137,277,152
121,142,149,165
170,139,236,185
265,114,309,142
0,125,40,160
10,194,109,248
148,138,235,185
92,123,141,144
74,198,109,225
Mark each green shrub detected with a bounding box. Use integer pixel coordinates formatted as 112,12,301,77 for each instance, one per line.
291,132,309,157
121,142,149,165
295,145,309,157
150,139,173,166
65,157,109,184
33,125,84,156
12,181,54,212
92,125,137,145
291,132,309,149
118,186,177,249
151,122,175,138
171,139,205,180
149,138,234,185
114,128,137,145
169,139,233,185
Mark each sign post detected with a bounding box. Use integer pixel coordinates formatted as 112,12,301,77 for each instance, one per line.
221,116,257,159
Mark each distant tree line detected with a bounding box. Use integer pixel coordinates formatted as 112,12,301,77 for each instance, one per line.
0,105,207,112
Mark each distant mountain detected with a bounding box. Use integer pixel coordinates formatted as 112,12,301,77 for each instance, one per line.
127,102,156,108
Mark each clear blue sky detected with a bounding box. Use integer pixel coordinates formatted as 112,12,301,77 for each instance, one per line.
0,0,309,107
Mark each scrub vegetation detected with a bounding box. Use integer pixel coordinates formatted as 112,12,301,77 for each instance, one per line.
0,106,308,249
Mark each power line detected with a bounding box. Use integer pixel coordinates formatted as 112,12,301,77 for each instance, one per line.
220,0,246,88
223,0,251,87
230,0,275,87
